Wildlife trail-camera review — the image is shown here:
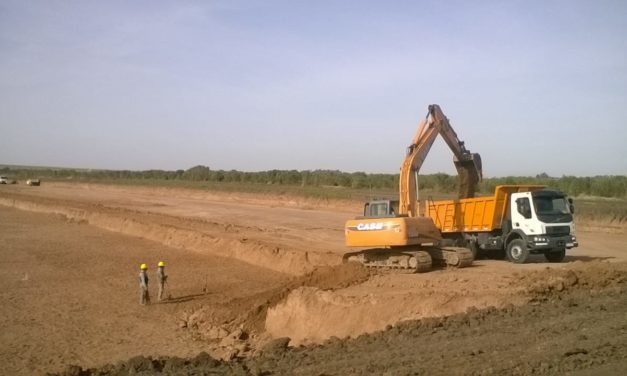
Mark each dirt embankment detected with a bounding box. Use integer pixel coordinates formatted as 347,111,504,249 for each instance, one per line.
264,259,627,345
575,214,627,234
50,261,627,376
177,262,371,358
0,192,341,275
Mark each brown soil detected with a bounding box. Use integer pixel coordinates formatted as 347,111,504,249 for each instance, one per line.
1,182,626,375
0,206,289,375
180,262,371,346
52,262,627,376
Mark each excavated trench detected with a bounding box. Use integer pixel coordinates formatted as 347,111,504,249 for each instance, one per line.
0,193,340,276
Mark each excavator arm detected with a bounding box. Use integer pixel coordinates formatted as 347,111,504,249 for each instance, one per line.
399,104,482,217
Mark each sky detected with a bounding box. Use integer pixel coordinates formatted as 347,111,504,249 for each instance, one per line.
1,0,626,177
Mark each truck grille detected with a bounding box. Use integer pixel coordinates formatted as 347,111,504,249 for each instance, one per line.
546,226,570,236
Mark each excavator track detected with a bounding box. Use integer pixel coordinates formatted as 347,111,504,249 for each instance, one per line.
424,246,474,268
343,249,433,273
343,246,473,273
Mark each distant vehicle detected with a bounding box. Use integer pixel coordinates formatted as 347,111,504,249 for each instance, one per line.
26,179,41,186
0,176,16,184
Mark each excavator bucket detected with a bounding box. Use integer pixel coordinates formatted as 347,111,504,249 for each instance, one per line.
454,153,482,199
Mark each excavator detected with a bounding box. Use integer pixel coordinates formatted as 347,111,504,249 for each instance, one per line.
344,104,482,272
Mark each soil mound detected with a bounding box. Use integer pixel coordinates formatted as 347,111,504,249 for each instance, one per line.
266,261,627,345
296,261,371,290
514,260,626,298
266,286,381,344
177,263,371,358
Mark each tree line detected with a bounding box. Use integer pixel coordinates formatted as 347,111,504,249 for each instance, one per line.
1,165,625,199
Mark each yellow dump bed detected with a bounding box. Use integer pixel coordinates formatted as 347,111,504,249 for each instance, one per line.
426,185,545,233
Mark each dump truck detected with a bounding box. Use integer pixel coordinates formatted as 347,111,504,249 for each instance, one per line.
426,185,578,263
344,104,480,272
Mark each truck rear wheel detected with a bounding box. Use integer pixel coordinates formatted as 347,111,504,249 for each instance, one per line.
506,239,529,264
544,248,566,263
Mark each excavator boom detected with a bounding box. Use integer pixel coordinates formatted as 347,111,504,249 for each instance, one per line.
399,105,482,217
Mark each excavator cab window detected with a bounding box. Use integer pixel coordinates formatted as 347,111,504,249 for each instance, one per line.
364,201,395,217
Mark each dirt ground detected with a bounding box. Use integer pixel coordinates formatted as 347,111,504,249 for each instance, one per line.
1,182,626,375
57,264,627,376
0,206,290,375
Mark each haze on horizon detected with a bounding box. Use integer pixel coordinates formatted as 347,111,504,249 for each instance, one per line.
1,0,626,177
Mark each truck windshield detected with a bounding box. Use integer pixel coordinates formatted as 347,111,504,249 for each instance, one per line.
532,194,573,223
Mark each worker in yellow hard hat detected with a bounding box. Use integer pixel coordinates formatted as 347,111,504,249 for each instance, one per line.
138,263,150,305
157,261,168,301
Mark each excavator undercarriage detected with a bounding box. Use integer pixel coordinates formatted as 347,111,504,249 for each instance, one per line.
343,246,474,273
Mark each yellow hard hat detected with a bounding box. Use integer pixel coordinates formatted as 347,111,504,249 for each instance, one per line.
140,263,148,270
158,261,165,267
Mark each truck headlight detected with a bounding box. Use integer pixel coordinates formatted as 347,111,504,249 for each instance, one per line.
533,236,547,242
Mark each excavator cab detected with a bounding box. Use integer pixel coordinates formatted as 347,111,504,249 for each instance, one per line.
361,200,400,218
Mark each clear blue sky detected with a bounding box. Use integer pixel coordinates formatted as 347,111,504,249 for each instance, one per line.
1,0,626,176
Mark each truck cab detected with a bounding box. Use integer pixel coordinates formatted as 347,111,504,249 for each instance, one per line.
506,190,578,262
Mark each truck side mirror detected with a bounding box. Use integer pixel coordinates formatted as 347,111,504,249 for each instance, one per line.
568,198,574,214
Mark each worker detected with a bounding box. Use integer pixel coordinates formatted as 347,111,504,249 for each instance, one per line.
139,263,150,305
157,261,168,301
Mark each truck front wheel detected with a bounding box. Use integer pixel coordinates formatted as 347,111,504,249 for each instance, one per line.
506,239,529,264
544,248,566,263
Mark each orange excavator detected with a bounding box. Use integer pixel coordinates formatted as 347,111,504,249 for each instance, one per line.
344,104,482,272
